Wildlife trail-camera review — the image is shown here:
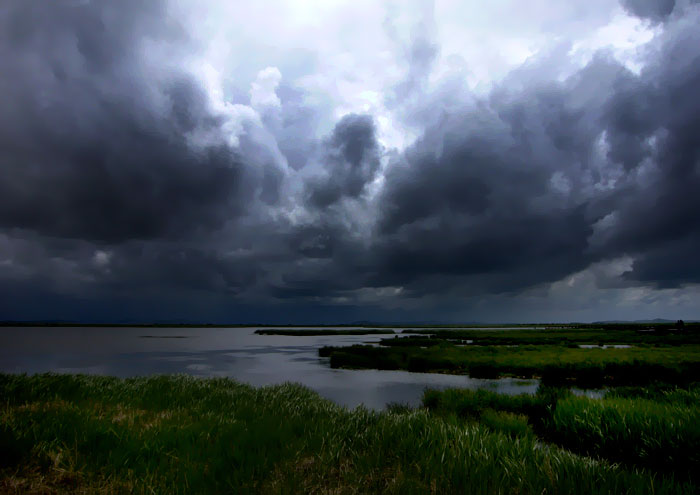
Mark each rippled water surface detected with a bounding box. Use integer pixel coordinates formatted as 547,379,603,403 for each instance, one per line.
0,326,539,409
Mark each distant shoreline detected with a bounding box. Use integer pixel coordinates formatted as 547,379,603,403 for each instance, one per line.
0,322,565,328
1,320,697,328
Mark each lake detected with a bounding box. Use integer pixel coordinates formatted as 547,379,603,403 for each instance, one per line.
0,326,540,409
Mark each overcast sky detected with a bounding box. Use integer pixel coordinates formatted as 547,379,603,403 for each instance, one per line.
1,0,699,323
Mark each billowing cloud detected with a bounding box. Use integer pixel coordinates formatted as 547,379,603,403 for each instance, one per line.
1,0,700,322
0,0,289,244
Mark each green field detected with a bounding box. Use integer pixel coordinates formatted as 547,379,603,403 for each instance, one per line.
2,374,696,494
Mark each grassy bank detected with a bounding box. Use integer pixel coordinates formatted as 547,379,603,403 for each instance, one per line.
1,374,695,494
255,329,394,336
422,385,700,481
321,343,700,386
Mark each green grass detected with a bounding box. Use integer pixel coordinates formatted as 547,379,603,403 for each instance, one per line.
255,329,395,336
321,343,700,386
1,374,696,494
604,384,700,404
550,395,700,478
422,385,700,481
400,327,700,346
422,386,569,435
479,409,533,439
423,387,553,418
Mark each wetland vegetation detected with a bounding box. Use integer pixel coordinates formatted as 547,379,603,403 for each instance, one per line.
322,343,700,386
422,384,700,482
320,325,700,387
401,323,700,346
3,324,698,493
1,374,697,494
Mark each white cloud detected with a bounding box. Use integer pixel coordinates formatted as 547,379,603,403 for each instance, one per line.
167,0,664,162
250,67,282,109
569,7,660,74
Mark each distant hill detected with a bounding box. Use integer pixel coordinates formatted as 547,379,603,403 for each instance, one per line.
592,319,699,324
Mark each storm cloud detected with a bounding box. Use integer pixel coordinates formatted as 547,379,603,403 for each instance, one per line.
1,0,700,322
621,0,677,21
0,0,284,243
306,114,381,207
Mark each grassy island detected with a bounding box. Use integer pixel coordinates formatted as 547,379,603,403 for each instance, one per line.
254,329,395,336
319,326,700,387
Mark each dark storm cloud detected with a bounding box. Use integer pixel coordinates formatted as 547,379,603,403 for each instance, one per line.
289,225,337,259
306,114,381,207
0,0,267,243
104,244,262,295
2,0,700,322
621,0,677,21
284,0,700,298
626,234,700,287
240,0,700,304
589,7,700,284
359,65,615,294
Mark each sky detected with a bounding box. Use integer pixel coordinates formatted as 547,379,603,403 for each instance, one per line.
0,0,699,323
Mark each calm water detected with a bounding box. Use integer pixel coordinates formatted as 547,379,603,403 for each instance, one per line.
0,326,539,409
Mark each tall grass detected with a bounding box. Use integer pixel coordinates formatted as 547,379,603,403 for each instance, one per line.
550,395,700,478
422,385,700,481
422,387,569,435
604,383,700,404
1,373,695,494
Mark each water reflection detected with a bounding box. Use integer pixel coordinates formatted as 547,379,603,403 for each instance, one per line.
0,326,539,409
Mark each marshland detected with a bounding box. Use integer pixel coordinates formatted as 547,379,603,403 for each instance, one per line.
2,323,699,493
